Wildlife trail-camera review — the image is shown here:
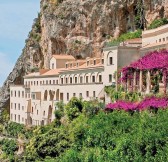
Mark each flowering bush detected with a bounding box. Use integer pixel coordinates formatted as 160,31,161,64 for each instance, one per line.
106,96,168,111
121,50,168,82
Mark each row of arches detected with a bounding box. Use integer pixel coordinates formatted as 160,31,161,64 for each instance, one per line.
59,72,103,85
44,89,60,101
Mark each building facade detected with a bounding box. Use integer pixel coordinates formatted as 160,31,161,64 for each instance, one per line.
10,46,141,126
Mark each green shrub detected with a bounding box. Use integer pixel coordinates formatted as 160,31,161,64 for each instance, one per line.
0,139,18,155
106,30,142,47
148,18,168,29
65,97,83,120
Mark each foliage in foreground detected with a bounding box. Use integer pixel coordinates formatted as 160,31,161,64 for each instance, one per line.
24,100,168,161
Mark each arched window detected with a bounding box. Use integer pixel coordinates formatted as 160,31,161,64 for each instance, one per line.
32,107,34,113
44,90,48,100
43,111,45,116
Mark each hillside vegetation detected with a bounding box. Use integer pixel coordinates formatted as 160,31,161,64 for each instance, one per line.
1,98,168,161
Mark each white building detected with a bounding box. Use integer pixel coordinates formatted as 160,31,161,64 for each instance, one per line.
10,46,142,126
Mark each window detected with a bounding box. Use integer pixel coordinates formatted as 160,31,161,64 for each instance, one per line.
92,76,95,83
40,81,42,85
102,59,104,64
86,91,89,97
18,104,20,110
37,110,38,115
70,77,73,84
18,115,20,122
32,107,34,113
67,93,69,101
61,78,64,84
18,91,20,97
109,74,112,82
52,63,54,69
49,80,51,84
15,114,16,121
94,60,96,65
34,81,36,85
87,61,89,66
80,77,83,83
66,78,68,84
99,75,102,82
15,91,16,97
77,63,79,67
75,77,78,83
65,64,68,68
37,81,38,85
22,91,24,98
93,91,96,97
159,39,161,42
53,80,55,84
109,57,113,65
43,111,45,116
163,38,165,42
79,93,82,98
15,103,16,110
31,81,33,85
56,80,58,84
73,93,76,97
11,91,13,97
86,76,89,83
22,106,24,111
32,93,36,100
46,80,48,85
11,103,13,109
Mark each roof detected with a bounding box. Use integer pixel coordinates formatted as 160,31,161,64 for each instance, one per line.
52,54,75,60
124,38,142,43
142,41,168,49
41,69,62,76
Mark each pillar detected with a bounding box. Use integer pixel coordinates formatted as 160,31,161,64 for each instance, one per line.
127,77,129,92
146,70,151,94
133,71,136,91
139,70,143,92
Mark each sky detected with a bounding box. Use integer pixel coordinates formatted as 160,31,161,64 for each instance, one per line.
0,0,40,86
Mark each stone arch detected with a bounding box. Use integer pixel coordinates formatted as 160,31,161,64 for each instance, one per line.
107,51,113,65
44,90,48,100
84,73,90,83
56,89,59,101
73,74,79,84
49,90,54,101
96,72,102,83
90,72,96,83
78,74,84,83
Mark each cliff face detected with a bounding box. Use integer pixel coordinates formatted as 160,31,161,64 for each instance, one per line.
1,0,168,109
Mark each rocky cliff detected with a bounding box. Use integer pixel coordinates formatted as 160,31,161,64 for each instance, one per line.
1,0,168,109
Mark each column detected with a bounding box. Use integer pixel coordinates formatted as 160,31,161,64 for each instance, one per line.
139,70,143,92
133,71,136,91
146,70,151,94
127,77,129,92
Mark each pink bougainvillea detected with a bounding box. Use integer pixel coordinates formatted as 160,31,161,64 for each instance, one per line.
106,96,168,111
121,50,168,83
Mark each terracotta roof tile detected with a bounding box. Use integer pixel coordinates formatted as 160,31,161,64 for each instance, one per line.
52,54,75,60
